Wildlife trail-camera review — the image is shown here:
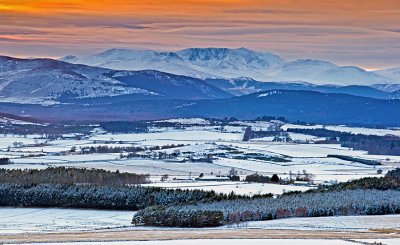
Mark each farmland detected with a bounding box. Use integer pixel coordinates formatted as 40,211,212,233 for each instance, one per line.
1,118,400,243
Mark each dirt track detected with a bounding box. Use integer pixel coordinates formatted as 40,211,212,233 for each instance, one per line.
1,228,400,244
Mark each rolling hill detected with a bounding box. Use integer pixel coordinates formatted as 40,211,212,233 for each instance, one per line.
0,56,231,104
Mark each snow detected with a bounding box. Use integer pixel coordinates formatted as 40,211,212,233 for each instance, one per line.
63,48,285,82
56,159,239,176
261,143,365,158
0,209,397,245
239,214,400,231
257,91,282,98
0,116,43,125
0,134,46,149
156,118,210,125
1,122,399,193
142,181,311,196
326,125,400,137
1,121,400,244
0,57,159,104
62,48,395,85
287,133,324,142
0,208,133,234
90,130,244,142
212,157,381,184
283,123,400,137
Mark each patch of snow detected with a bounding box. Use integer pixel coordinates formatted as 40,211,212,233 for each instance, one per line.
257,91,282,98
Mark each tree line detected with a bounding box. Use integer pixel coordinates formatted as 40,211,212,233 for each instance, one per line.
0,183,266,211
0,167,150,185
0,158,11,165
134,189,400,227
287,128,400,156
132,168,400,227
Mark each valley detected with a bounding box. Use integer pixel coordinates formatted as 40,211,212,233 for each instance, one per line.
1,117,400,244
3,0,400,244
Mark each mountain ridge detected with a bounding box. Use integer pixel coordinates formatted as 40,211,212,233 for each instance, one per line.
1,89,399,126
0,55,232,104
61,47,397,86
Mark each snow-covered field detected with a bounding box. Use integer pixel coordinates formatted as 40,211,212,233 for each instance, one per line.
1,121,399,195
142,181,311,195
156,118,211,125
283,123,400,137
239,214,400,231
0,208,133,234
1,208,400,245
0,134,46,149
90,130,244,142
2,207,399,236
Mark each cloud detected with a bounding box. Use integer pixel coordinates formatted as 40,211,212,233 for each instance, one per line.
224,8,314,15
0,0,399,68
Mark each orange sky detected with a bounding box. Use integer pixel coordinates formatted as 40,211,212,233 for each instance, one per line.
1,0,400,68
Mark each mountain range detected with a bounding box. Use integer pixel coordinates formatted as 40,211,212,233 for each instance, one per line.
1,49,400,126
0,56,230,104
204,78,400,99
62,47,400,86
0,89,399,126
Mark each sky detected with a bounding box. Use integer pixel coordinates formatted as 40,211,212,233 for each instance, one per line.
1,0,400,70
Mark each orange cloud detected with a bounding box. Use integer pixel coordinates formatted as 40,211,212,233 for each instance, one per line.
0,0,400,68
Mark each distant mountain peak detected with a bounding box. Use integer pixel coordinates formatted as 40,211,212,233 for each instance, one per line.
375,66,400,82
177,47,230,61
284,59,336,67
60,55,78,62
60,47,398,85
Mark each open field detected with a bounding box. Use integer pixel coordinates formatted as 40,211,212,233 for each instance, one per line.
2,208,400,235
2,228,400,244
1,120,400,244
1,121,400,196
239,215,400,231
0,208,133,234
283,124,400,137
142,181,311,195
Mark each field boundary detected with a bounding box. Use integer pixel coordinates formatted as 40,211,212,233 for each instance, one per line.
1,229,400,244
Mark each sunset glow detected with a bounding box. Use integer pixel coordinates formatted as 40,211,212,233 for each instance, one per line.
1,0,400,68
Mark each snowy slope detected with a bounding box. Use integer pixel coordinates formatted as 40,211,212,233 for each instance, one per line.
61,47,285,80
61,48,217,79
0,56,231,104
0,56,156,104
269,59,391,85
205,77,393,99
376,67,400,82
62,48,397,85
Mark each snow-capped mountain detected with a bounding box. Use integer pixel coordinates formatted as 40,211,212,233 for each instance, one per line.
0,56,231,104
61,48,396,86
371,84,400,93
0,56,149,104
269,59,392,85
1,54,399,124
205,77,393,99
175,47,285,79
375,67,400,82
61,47,285,81
390,89,400,100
